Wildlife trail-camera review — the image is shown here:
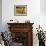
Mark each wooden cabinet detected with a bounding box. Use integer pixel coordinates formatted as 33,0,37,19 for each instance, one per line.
7,23,34,46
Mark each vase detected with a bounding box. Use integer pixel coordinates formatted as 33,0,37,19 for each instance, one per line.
39,40,45,46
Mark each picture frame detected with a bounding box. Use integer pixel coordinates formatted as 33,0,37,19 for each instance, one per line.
14,5,27,16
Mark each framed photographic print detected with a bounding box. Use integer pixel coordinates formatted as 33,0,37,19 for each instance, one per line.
14,5,27,16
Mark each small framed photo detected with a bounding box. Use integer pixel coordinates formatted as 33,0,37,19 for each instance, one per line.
14,5,27,16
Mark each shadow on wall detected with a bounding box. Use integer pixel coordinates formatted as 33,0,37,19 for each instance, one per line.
40,0,46,13
0,0,2,32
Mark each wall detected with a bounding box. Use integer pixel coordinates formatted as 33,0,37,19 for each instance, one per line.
2,0,46,46
0,0,2,32
40,0,46,31
2,0,40,30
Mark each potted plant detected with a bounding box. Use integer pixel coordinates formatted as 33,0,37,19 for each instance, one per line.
36,25,45,46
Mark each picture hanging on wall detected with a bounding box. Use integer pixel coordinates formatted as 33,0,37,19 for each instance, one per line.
14,5,27,16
